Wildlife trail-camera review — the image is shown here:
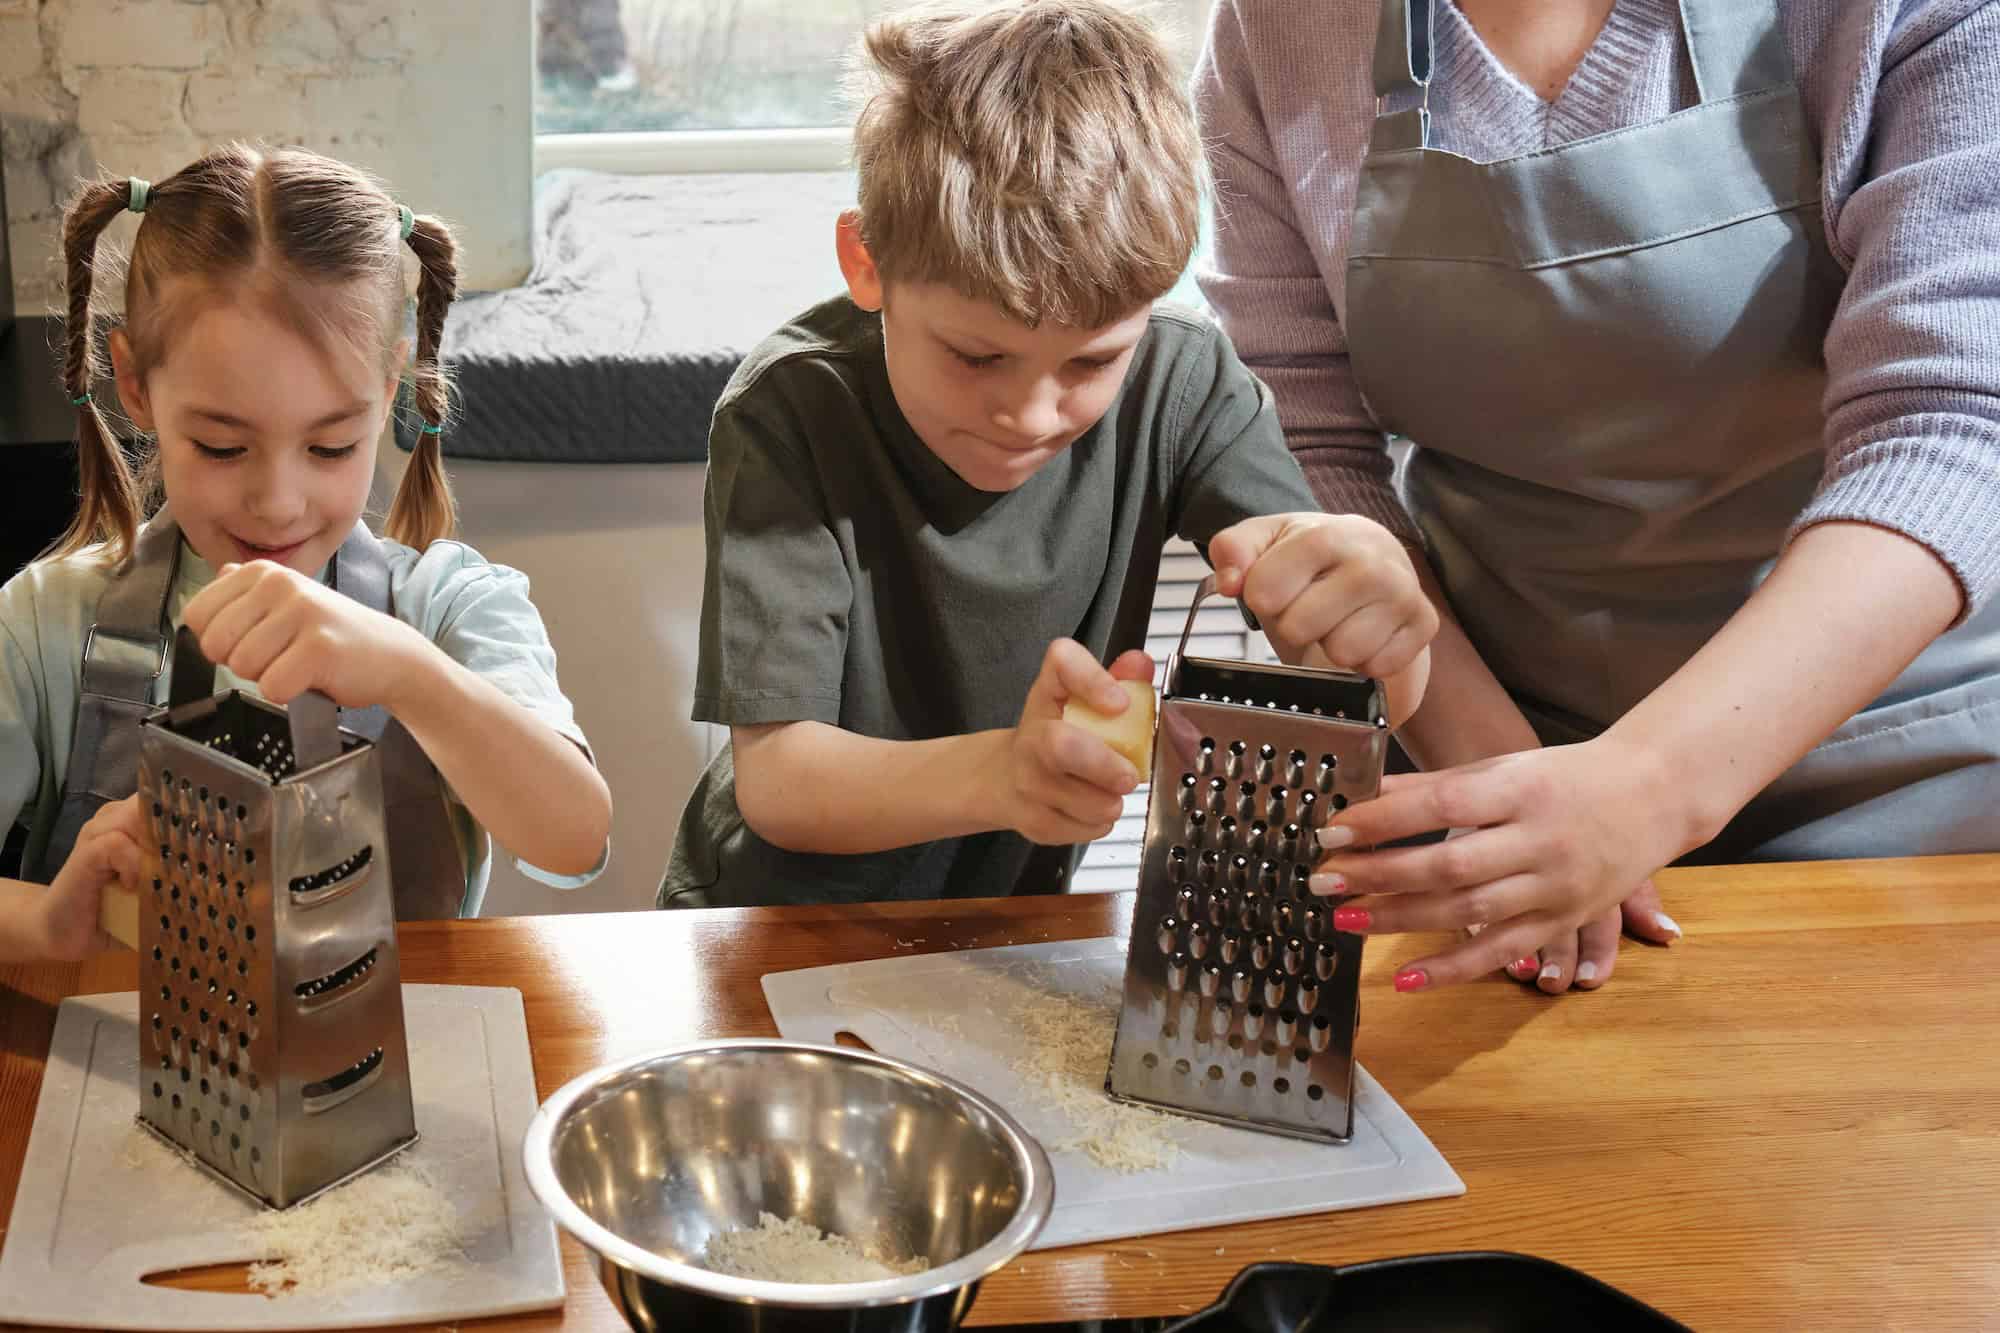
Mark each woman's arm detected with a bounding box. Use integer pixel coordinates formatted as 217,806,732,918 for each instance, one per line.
1192,0,1419,545
1315,520,1960,988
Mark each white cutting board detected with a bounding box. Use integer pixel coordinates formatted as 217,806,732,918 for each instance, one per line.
763,937,1463,1251
0,985,564,1330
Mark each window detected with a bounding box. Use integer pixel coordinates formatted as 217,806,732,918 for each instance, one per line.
1071,538,1277,892
535,0,1219,140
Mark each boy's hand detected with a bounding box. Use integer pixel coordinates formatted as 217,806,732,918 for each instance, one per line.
995,640,1155,845
182,561,435,711
1209,513,1438,721
39,795,146,961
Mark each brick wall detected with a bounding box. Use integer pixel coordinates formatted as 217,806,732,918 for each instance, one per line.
0,0,532,316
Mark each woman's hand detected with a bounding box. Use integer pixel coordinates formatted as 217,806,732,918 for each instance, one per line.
181,560,434,710
1308,736,1690,991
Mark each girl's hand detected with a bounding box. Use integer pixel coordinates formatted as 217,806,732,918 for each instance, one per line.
40,795,147,961
1208,513,1437,723
1307,736,1688,991
181,560,433,711
995,640,1155,845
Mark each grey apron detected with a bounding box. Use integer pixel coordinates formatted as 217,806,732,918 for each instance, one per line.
26,511,472,917
1345,0,2000,860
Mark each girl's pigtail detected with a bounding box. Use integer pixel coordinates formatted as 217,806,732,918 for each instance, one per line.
383,211,460,551
51,179,145,562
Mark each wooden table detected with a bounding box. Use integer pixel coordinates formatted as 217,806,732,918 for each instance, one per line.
4,854,1998,1329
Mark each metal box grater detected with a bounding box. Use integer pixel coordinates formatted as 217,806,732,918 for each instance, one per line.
136,626,418,1208
1106,576,1388,1144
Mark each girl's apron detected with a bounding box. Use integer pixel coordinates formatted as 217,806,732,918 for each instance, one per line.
26,511,470,916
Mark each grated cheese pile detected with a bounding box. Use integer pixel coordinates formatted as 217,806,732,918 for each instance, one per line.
701,1212,926,1283
242,1158,464,1296
1003,967,1185,1173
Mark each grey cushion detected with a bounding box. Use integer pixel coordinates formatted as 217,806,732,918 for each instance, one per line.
399,168,856,464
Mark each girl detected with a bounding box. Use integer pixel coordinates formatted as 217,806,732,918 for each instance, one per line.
0,145,612,961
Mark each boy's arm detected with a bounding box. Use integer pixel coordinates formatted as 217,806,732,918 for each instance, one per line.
1392,554,1542,767
734,641,1151,854
733,722,1013,853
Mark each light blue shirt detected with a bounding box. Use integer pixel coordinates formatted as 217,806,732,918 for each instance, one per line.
1,533,606,914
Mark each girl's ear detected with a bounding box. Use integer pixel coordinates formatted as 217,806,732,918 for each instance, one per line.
385,336,411,412
108,328,156,432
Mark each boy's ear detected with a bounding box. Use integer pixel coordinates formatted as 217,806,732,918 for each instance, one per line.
835,210,885,312
108,328,155,432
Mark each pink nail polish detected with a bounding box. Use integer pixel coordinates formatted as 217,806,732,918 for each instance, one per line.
1333,906,1371,932
1308,871,1346,895
1511,957,1538,975
1393,967,1428,993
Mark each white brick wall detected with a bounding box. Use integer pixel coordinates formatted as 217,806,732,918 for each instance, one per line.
1,0,531,317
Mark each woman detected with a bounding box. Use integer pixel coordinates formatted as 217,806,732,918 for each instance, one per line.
1198,0,2000,992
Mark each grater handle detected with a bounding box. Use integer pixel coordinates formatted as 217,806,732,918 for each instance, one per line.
1175,573,1221,664
167,622,342,769
288,690,341,770
166,624,216,708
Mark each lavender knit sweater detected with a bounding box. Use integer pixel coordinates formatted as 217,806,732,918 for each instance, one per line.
1193,0,2000,617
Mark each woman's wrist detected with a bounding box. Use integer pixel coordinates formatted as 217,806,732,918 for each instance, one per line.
1591,719,1723,863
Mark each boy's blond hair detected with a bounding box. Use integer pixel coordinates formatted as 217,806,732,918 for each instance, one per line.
848,0,1203,330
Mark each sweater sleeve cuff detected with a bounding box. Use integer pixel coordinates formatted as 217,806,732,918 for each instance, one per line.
1292,445,1426,548
1790,413,2000,624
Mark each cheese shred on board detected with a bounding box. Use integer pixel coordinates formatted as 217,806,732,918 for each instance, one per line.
242,1159,464,1296
702,1212,926,1282
1006,969,1185,1173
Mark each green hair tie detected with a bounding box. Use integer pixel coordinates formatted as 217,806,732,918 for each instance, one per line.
71,391,94,406
127,178,151,213
398,205,416,241
419,421,443,435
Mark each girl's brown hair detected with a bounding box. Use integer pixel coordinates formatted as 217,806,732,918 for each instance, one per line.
52,143,460,563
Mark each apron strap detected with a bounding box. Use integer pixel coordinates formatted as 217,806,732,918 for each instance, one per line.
1680,0,1794,102
1372,0,1434,100
25,509,181,882
1371,0,1794,128
327,521,396,742
80,509,182,702
324,523,470,918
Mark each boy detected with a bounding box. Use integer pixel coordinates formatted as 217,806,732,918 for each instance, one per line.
661,0,1435,907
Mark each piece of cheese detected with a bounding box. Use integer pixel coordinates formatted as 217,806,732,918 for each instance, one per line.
99,882,141,950
702,1212,926,1282
244,1159,463,1295
1062,680,1157,776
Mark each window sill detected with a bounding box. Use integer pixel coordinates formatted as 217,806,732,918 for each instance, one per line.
533,127,852,176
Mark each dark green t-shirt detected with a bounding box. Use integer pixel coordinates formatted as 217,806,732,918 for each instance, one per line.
660,296,1316,907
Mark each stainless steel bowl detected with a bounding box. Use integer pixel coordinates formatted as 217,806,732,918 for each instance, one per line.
522,1040,1055,1332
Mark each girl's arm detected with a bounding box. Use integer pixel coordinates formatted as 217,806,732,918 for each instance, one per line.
182,560,612,879
383,649,611,876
